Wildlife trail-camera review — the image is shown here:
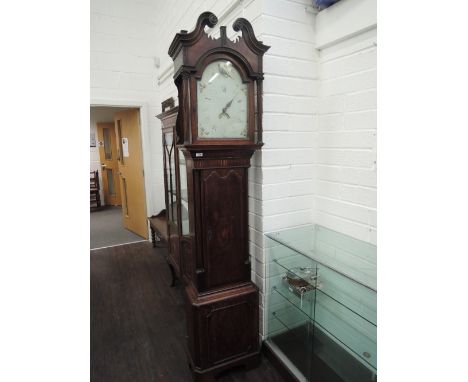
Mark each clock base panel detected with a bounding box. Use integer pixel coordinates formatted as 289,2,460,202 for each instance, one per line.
184,282,261,380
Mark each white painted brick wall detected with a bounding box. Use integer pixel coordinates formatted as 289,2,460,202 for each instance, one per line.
91,0,377,339
91,0,163,214
316,23,377,245
259,0,319,338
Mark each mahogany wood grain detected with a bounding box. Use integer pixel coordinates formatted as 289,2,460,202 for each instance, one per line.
167,12,270,380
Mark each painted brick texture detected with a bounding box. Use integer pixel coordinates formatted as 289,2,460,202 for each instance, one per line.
317,27,377,245
91,0,377,339
91,0,163,214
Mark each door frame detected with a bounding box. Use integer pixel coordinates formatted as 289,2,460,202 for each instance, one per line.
91,99,153,239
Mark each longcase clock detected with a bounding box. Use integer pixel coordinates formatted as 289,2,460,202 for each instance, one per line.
167,12,269,381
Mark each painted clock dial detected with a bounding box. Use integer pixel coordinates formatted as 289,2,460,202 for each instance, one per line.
197,60,248,139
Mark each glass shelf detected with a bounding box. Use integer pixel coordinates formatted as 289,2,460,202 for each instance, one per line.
272,256,319,280
271,282,316,320
265,224,377,381
270,305,314,337
266,224,376,291
271,281,376,371
272,256,376,327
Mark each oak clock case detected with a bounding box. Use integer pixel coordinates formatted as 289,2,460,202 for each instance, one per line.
167,12,269,381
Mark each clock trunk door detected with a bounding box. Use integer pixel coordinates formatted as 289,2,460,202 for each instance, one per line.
200,168,249,290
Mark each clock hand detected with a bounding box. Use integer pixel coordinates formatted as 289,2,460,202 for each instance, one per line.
224,98,234,111
219,99,233,119
221,93,238,113
219,92,239,119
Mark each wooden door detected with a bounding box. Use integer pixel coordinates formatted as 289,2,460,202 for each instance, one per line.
114,109,148,239
96,122,121,206
200,168,249,290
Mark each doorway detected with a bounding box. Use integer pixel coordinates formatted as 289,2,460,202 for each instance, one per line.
90,106,148,249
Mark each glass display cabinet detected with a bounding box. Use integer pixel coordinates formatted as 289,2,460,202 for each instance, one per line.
157,102,181,284
265,225,377,382
177,148,189,237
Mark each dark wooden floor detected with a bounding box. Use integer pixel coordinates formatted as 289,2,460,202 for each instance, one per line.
91,241,285,382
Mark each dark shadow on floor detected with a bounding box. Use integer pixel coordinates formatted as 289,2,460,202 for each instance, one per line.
91,242,285,382
90,206,145,249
